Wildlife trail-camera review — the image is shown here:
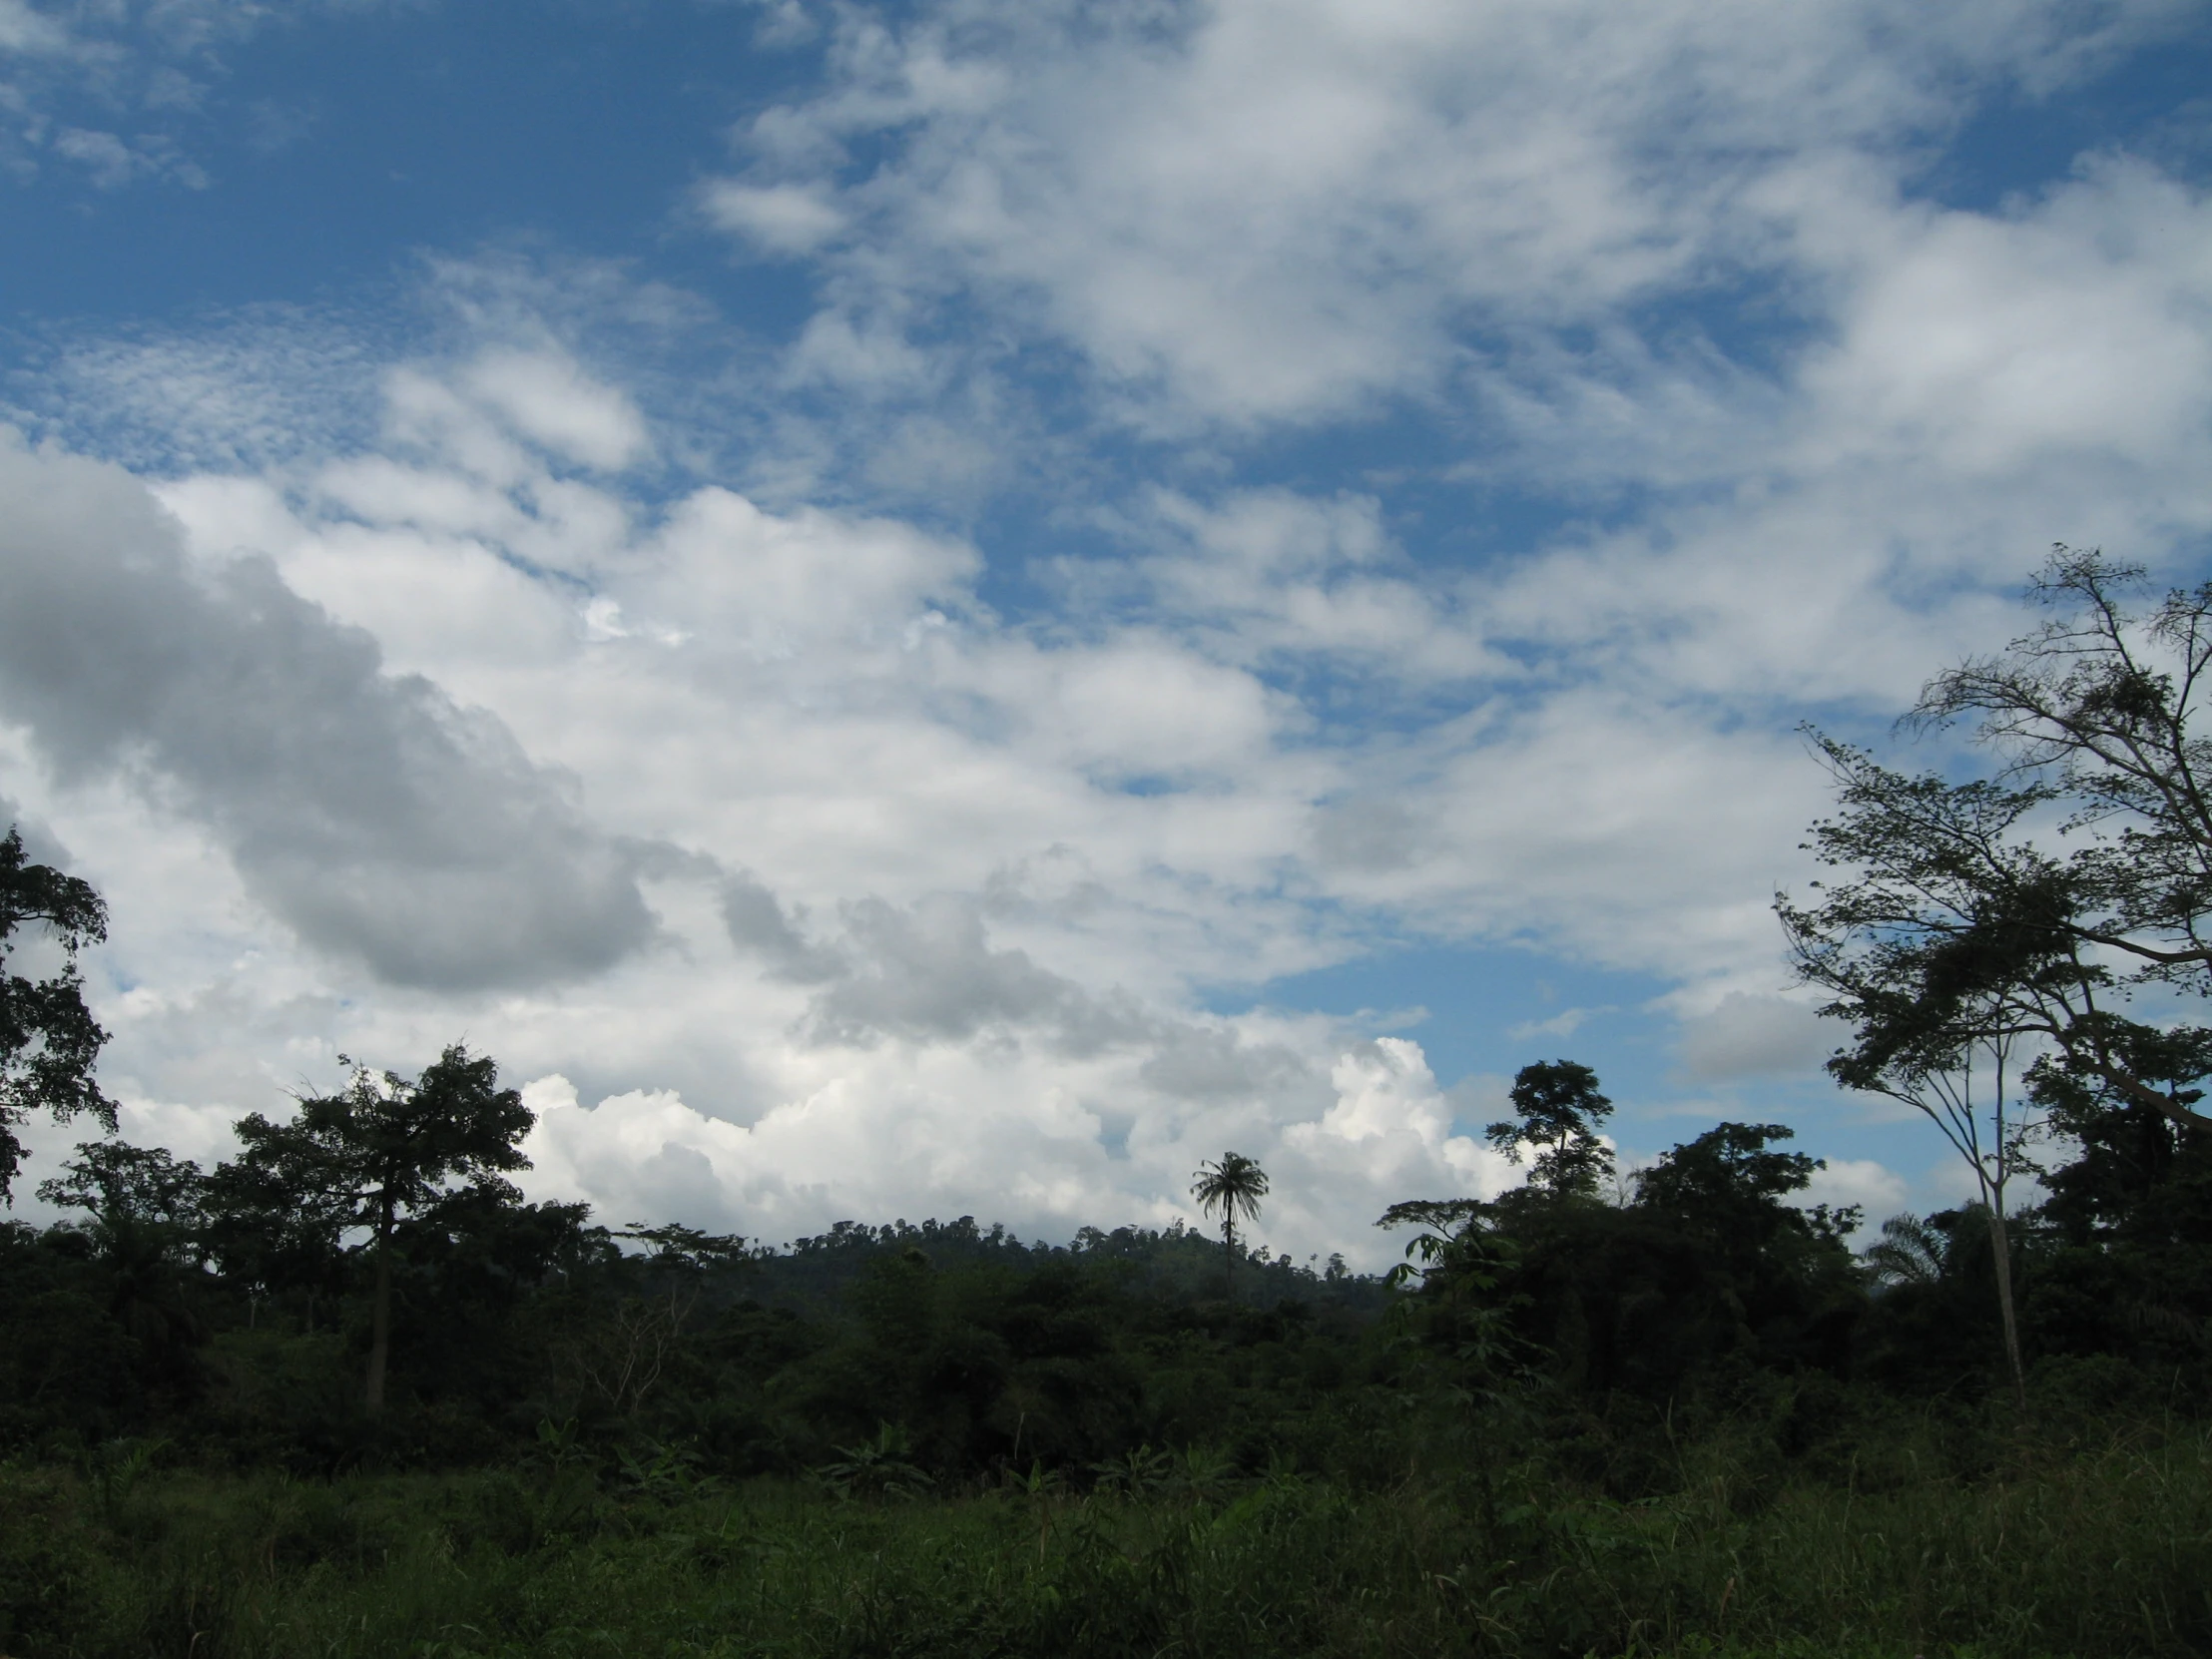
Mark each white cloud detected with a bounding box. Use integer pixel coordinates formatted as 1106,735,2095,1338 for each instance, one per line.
705,0,2202,432
1803,1156,1910,1223
701,181,847,256
514,1028,1509,1267
23,213,2196,1243
1788,158,2212,477
0,1,71,55
48,127,207,189
0,430,658,992
460,348,653,473
0,1,423,189
636,484,978,664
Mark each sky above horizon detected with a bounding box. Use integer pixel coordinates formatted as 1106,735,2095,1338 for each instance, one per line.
3,0,2211,1266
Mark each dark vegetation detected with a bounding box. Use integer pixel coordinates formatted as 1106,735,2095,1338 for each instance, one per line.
3,552,2211,1657
4,1044,2206,1658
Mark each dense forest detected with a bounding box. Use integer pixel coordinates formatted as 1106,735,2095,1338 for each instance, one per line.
3,553,2211,1658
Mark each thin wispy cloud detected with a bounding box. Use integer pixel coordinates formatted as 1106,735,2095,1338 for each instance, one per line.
1509,1007,1615,1043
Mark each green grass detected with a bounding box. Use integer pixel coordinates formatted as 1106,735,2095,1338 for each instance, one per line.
5,1423,2208,1658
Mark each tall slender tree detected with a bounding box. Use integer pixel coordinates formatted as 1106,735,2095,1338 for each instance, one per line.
1772,549,2212,1402
1191,1152,1269,1300
1779,741,2054,1405
1904,549,2212,1129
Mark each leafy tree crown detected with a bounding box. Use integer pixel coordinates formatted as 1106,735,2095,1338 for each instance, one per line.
1487,1060,1614,1199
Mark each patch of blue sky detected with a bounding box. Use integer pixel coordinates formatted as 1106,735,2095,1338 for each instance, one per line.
1205,940,1674,1093
1197,412,1615,564
0,3,820,329
1908,27,2212,213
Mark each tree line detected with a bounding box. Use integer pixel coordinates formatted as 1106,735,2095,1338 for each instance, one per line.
0,549,2208,1486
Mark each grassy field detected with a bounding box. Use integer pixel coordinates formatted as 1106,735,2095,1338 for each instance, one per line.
5,1416,2208,1659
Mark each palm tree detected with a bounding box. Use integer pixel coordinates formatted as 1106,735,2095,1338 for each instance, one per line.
1864,1211,1947,1290
1191,1152,1269,1301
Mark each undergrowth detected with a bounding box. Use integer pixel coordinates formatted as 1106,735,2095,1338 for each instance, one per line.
3,1415,2206,1659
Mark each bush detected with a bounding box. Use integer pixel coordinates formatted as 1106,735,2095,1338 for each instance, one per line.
0,1464,117,1658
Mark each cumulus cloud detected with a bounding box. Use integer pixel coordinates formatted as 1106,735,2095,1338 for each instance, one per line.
1795,157,2212,479
0,790,70,867
518,1029,1511,1267
0,432,655,990
719,867,839,983
1803,1156,1910,1223
635,484,979,665
807,894,1145,1051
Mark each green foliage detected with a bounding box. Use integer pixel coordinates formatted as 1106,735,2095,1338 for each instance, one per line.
1487,1059,1616,1200
212,1044,535,1414
815,1422,936,1499
0,826,115,1202
0,1049,2206,1659
36,1140,213,1395
0,1462,117,1657
3,1411,2209,1658
36,1138,205,1233
1389,1094,1864,1405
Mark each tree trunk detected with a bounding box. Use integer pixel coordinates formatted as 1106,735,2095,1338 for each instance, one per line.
1224,1216,1236,1302
1986,1203,2027,1410
365,1197,393,1415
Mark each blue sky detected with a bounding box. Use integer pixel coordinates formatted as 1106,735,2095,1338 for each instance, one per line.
3,0,2210,1261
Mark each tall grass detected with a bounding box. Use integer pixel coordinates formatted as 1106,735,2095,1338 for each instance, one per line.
5,1421,2207,1658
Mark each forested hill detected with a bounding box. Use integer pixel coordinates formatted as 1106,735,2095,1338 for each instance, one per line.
4,1063,2204,1479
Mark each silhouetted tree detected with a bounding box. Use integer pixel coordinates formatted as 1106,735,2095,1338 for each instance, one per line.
2021,1041,2212,1374
36,1138,205,1240
1809,551,2212,1134
0,828,115,1202
1775,550,2212,1398
1864,1212,1946,1290
1633,1121,1848,1256
1488,1060,1615,1202
214,1045,532,1414
1191,1152,1269,1299
36,1139,210,1388
1780,738,2064,1405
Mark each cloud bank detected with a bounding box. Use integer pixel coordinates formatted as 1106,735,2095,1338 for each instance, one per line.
0,433,654,990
